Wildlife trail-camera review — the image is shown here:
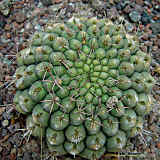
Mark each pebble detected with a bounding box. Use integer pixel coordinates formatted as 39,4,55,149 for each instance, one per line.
39,19,48,25
4,24,11,31
90,0,105,10
107,7,119,20
40,0,52,6
53,0,63,4
1,128,8,137
20,28,25,33
157,142,160,149
123,5,132,14
2,119,9,127
37,1,44,8
6,32,11,39
150,23,160,34
141,33,149,41
154,88,160,95
15,12,26,23
34,24,42,30
141,11,151,25
31,8,45,17
144,1,151,7
134,4,143,13
152,46,158,52
129,11,141,23
136,0,144,5
1,8,10,16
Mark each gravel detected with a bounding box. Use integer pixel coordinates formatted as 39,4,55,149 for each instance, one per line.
0,0,160,159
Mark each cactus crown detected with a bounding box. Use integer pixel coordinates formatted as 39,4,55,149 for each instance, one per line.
14,17,155,159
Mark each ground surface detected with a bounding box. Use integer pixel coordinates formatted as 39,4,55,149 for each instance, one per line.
0,0,160,160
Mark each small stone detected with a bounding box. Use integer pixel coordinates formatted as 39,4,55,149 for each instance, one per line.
2,119,9,127
150,23,160,34
35,24,42,30
144,41,153,47
40,0,52,6
39,19,48,26
144,1,151,6
141,12,151,25
141,33,148,40
15,12,26,23
157,142,160,149
107,7,119,20
4,24,11,31
109,0,114,4
129,11,141,23
6,32,11,39
20,28,25,33
32,8,44,17
0,107,5,115
140,45,147,52
123,5,131,14
136,0,144,5
1,129,8,136
152,46,158,51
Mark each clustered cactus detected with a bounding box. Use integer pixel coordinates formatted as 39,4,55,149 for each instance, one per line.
13,17,155,159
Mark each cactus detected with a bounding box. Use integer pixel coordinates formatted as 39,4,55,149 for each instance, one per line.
13,17,155,159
